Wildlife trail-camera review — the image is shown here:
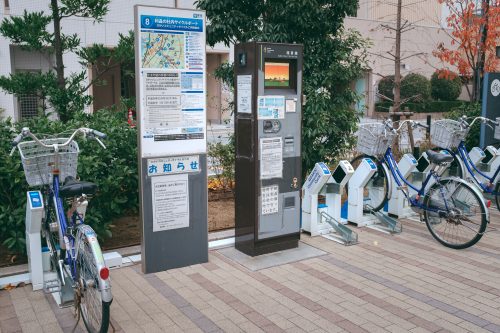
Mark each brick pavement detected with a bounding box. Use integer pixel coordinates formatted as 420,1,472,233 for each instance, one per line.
1,210,500,333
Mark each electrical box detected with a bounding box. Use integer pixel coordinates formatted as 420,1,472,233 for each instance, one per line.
234,42,303,256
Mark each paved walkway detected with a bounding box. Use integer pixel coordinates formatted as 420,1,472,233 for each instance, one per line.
1,209,500,333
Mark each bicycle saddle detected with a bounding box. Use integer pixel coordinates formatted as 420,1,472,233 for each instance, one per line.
426,150,454,164
60,176,98,197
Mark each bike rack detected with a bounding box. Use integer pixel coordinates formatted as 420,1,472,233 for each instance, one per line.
320,212,358,245
366,205,402,234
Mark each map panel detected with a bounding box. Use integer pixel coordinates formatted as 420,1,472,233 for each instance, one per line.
141,32,185,69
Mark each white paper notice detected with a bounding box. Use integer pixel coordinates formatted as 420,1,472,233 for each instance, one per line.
261,185,279,215
152,174,189,232
285,99,296,112
260,137,283,179
237,75,252,113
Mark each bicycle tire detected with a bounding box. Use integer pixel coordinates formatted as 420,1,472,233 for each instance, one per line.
431,148,464,178
423,178,487,249
348,154,389,213
76,226,111,333
495,182,500,212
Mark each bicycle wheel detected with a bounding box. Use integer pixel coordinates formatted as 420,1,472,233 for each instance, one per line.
495,182,500,211
423,179,487,249
76,226,111,333
431,148,464,178
348,154,389,213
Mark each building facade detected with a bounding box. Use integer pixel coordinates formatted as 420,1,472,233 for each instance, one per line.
346,0,453,116
0,0,232,124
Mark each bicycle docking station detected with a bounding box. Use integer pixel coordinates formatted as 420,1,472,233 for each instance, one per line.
347,158,402,234
388,154,418,220
25,191,73,306
477,145,500,182
301,161,358,246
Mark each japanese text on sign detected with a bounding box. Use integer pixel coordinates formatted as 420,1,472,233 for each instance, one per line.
147,155,200,176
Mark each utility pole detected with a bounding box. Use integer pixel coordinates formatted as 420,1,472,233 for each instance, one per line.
393,0,402,119
475,0,490,102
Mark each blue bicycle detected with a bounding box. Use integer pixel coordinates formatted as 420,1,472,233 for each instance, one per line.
430,116,500,211
350,119,489,249
11,127,112,333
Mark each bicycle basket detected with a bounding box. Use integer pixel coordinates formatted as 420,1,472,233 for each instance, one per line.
17,138,79,187
430,119,468,150
495,117,500,140
356,123,397,156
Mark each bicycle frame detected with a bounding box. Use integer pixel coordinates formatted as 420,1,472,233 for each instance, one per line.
454,142,500,194
46,172,78,282
382,147,449,213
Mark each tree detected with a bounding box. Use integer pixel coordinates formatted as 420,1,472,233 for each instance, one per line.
0,1,134,121
431,70,461,101
401,73,431,102
434,0,500,101
196,0,370,174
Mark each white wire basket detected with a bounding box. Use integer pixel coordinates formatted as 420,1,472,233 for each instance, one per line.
17,138,79,187
430,119,468,150
495,117,500,140
356,123,397,156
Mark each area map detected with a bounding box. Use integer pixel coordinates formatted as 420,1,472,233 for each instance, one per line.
141,32,185,69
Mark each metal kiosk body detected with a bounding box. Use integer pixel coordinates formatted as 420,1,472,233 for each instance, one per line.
234,42,303,256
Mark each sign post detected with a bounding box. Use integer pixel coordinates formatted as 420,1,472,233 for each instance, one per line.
134,5,208,273
481,73,500,147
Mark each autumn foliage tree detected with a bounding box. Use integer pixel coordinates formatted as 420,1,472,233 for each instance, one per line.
434,0,500,101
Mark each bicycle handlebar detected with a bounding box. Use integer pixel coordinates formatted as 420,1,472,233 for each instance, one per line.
10,127,107,152
90,129,107,139
459,116,499,128
11,133,23,147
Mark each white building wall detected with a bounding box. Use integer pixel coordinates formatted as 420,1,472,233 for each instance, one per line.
0,0,232,120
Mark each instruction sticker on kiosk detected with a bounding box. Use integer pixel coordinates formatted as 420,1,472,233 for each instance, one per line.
257,96,285,119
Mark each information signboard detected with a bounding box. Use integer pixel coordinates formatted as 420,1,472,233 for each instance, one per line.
137,7,207,157
135,5,208,273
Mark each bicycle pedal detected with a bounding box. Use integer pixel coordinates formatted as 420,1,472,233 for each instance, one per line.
43,279,62,294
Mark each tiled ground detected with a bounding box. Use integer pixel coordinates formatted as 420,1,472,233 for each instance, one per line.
1,209,500,333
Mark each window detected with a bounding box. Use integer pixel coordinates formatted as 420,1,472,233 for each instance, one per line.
496,46,500,58
4,0,9,9
18,94,41,119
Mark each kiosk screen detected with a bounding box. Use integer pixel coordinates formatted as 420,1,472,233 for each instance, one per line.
265,61,290,88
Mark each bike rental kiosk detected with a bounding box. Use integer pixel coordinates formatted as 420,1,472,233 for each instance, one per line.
234,42,303,256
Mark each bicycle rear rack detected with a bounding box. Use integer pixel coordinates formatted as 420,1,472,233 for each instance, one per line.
320,212,358,246
366,205,402,234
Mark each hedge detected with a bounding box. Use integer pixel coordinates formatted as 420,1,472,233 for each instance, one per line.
0,106,138,254
375,100,469,113
431,71,461,101
401,73,431,102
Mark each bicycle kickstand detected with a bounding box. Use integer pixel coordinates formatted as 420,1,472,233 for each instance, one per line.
72,288,82,333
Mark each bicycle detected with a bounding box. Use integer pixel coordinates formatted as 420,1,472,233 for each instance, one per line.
429,116,500,211
11,127,112,333
349,119,489,249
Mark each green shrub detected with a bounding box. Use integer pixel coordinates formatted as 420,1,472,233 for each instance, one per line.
401,73,431,102
0,105,138,254
377,75,395,100
208,135,235,191
431,71,461,101
375,100,468,113
447,103,481,149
